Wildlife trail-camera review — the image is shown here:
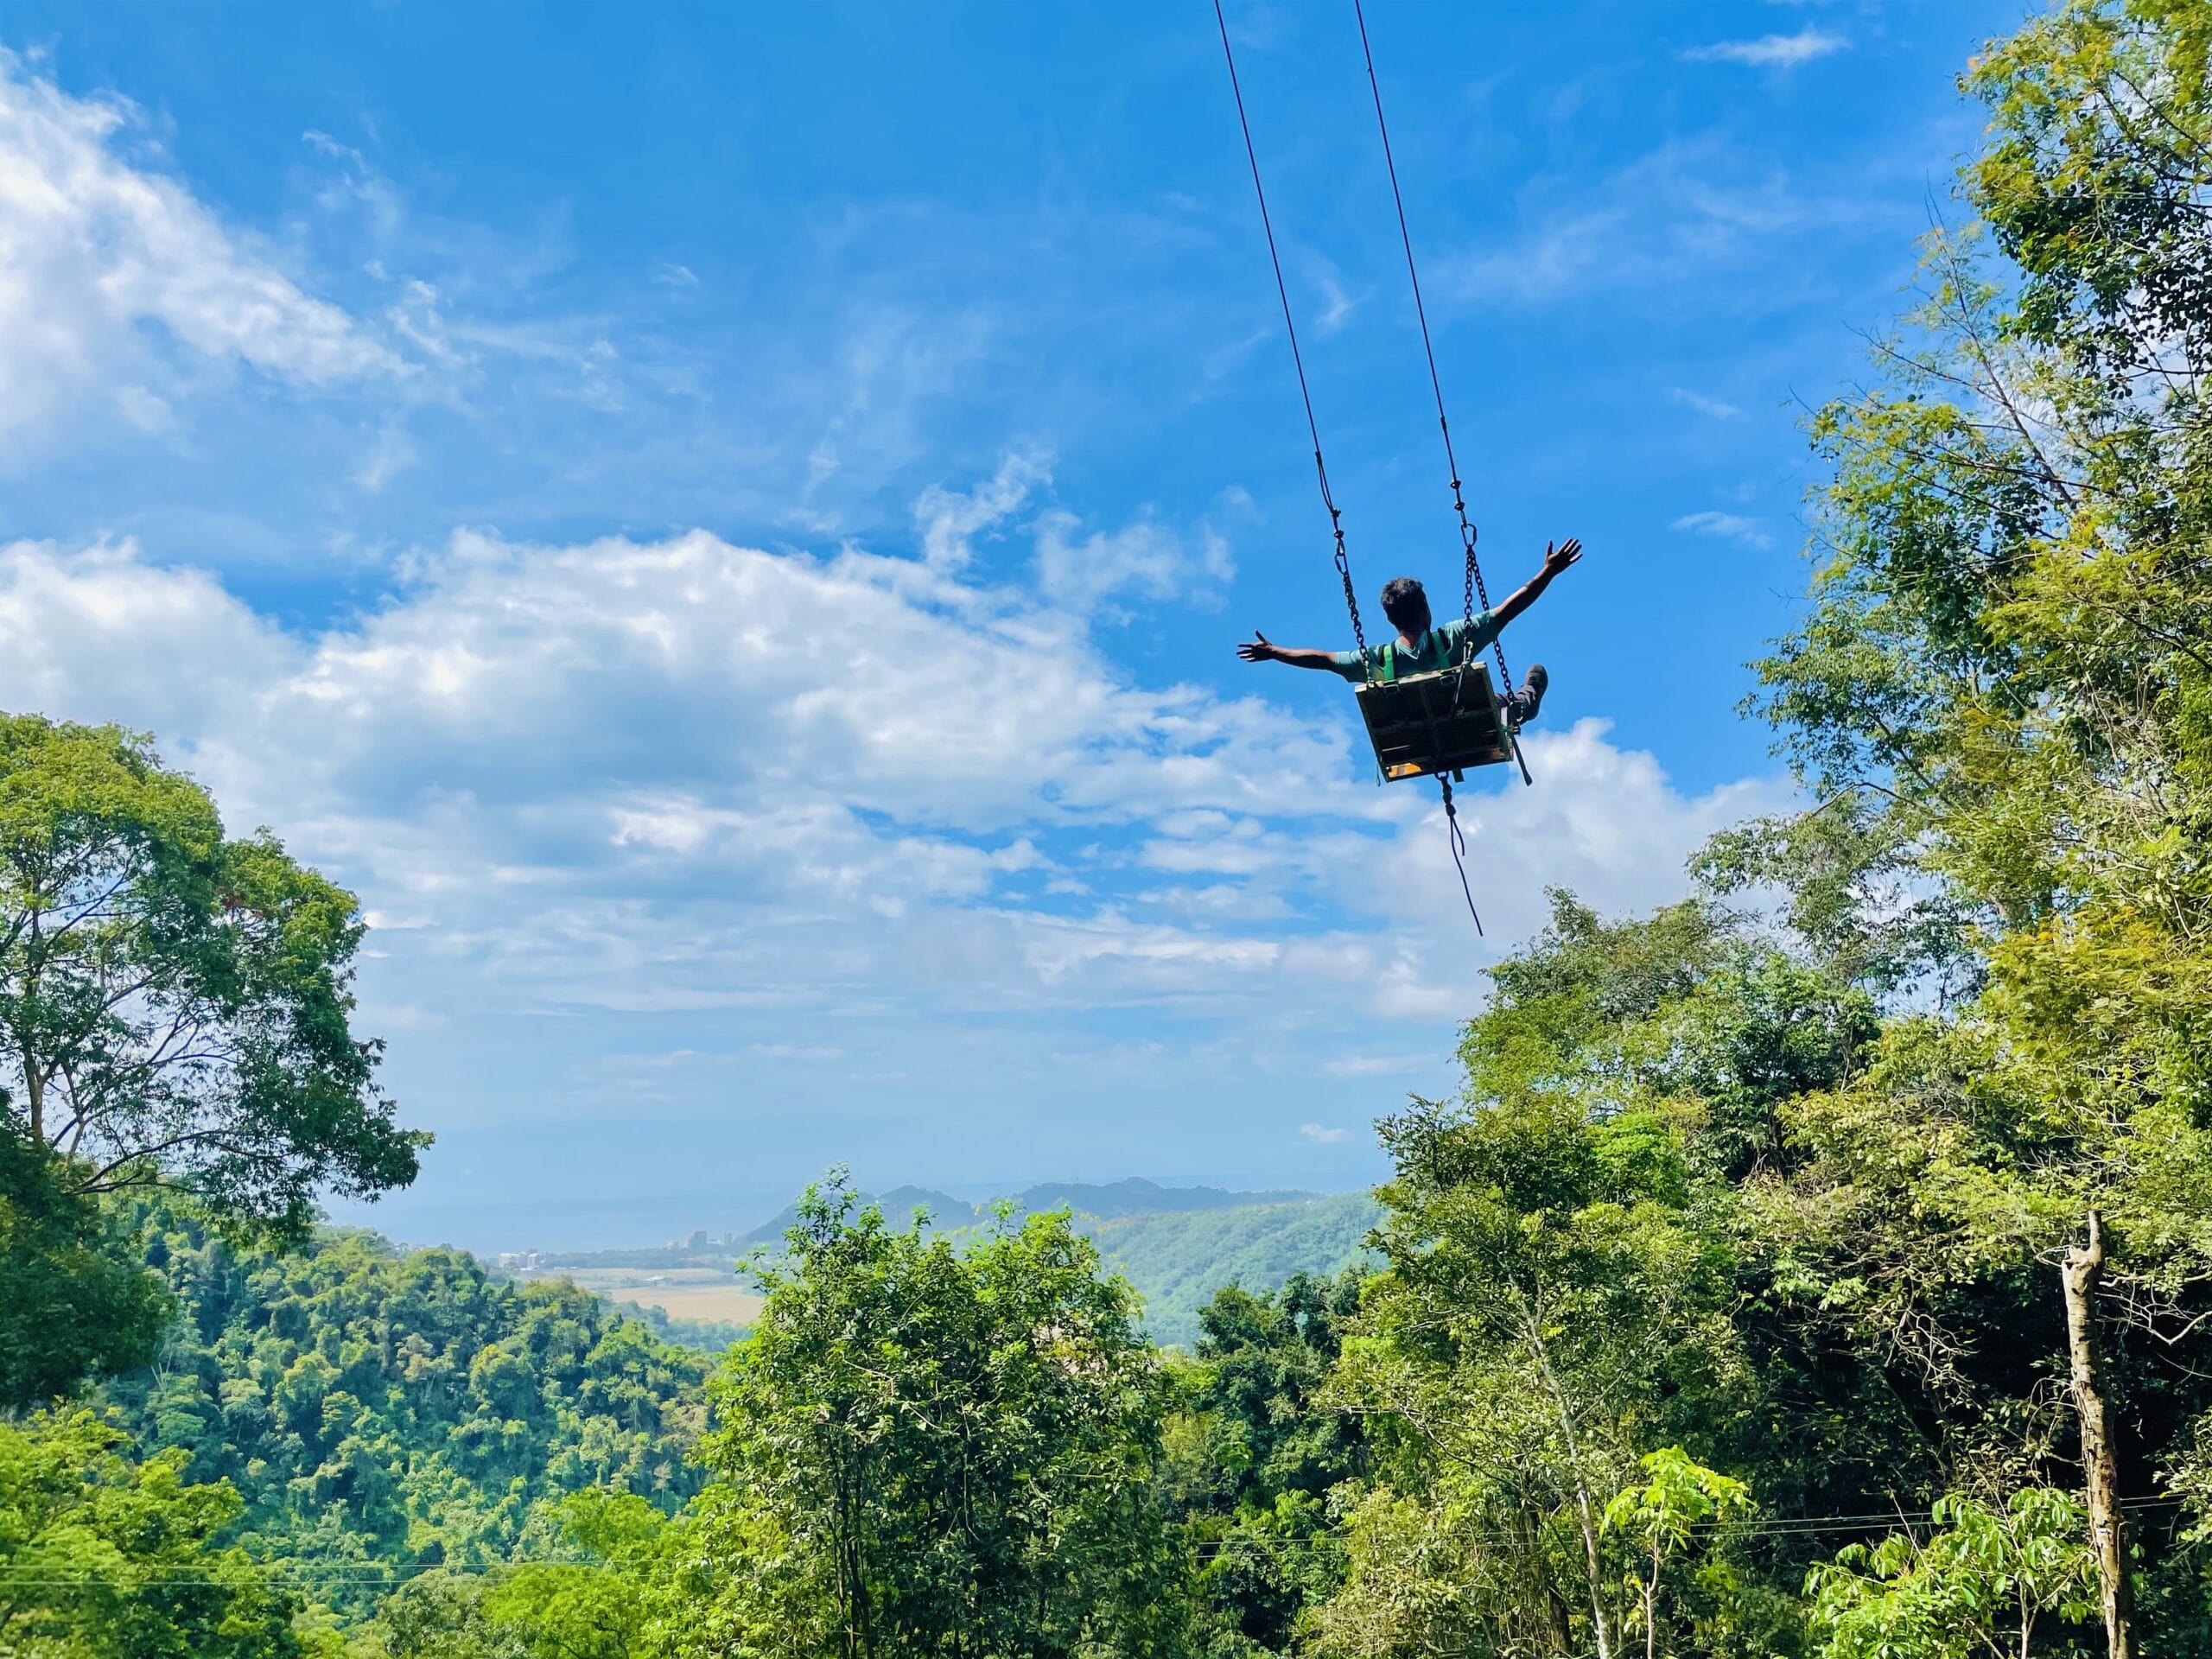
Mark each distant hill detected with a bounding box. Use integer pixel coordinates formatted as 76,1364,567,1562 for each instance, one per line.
737,1177,1325,1246
1089,1191,1382,1348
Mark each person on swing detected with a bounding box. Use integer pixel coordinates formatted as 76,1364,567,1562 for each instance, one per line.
1236,537,1582,724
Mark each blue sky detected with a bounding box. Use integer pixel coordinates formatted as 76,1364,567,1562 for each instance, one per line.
0,1,2018,1249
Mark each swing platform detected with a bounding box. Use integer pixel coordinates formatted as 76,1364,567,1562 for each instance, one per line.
1355,661,1517,781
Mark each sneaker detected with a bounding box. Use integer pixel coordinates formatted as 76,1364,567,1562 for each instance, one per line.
1510,663,1548,725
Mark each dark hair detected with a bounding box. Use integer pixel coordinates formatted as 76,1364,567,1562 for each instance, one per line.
1379,576,1428,629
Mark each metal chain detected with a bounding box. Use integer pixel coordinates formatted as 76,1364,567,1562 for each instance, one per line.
1216,0,1370,664
1355,0,1512,697
1316,457,1366,657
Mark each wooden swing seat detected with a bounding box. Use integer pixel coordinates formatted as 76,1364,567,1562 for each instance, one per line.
1356,660,1515,781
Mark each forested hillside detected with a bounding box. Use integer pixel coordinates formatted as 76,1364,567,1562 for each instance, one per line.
98,1216,709,1607
1092,1191,1379,1347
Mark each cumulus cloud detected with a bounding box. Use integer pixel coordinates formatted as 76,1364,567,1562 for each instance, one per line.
0,50,392,448
1299,1122,1349,1145
0,507,1785,1117
1681,29,1848,68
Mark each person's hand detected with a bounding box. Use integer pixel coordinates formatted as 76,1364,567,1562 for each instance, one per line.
1541,537,1583,578
1236,631,1278,663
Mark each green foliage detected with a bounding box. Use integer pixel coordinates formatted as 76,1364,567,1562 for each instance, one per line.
616,1299,748,1354
1807,1490,2098,1659
0,1134,168,1408
0,1410,317,1658
99,1217,709,1611
0,714,423,1240
677,1174,1181,1657
481,1490,672,1659
1167,1270,1367,1652
1604,1448,1754,1658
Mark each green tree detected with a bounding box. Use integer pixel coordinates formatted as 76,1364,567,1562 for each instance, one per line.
0,1130,167,1408
1167,1269,1366,1653
0,1410,315,1657
1602,1448,1752,1659
1807,1491,2098,1659
1704,6,2212,1653
1325,1081,1737,1656
675,1175,1179,1658
0,715,422,1239
485,1490,671,1659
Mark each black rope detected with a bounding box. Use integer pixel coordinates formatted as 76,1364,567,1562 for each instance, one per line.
1438,776,1482,933
1352,0,1510,697
1214,0,1368,662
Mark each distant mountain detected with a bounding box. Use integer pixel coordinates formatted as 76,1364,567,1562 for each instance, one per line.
738,1177,1327,1246
1007,1177,1322,1221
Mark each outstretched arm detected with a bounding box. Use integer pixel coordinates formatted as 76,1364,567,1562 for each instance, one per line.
1492,538,1583,628
1237,631,1344,671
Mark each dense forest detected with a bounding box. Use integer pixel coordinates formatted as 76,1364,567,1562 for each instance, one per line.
4,1,2210,1654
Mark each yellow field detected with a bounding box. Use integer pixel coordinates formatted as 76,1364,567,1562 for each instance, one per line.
609,1281,766,1325
533,1268,765,1327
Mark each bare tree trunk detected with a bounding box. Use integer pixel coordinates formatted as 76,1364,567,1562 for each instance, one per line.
2062,1209,2137,1659
1522,1314,1614,1659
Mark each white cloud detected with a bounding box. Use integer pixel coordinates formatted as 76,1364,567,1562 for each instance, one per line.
0,501,1786,1109
1669,387,1740,419
1323,1053,1430,1079
1299,1122,1350,1145
1672,510,1773,548
1033,510,1233,611
754,1043,843,1064
1681,29,1848,68
0,50,393,448
913,451,1050,571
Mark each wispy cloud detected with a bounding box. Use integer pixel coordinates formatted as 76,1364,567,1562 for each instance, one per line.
1669,387,1741,420
0,49,395,450
1448,138,1878,309
755,1043,843,1064
1299,1122,1349,1145
1323,1053,1430,1078
1672,510,1773,548
1681,29,1848,68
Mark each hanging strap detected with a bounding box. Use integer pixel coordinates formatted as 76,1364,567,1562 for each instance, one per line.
1438,776,1483,934
1214,0,1370,671
1352,0,1511,699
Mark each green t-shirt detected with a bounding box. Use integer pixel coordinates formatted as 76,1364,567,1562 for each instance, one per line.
1328,611,1501,683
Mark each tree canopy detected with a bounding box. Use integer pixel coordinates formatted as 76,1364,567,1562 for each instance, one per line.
0,715,423,1239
